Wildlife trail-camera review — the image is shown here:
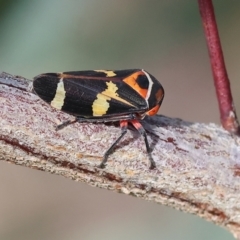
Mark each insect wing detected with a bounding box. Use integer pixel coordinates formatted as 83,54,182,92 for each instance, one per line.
33,70,148,118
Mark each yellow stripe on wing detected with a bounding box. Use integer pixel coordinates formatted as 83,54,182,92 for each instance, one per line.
92,81,134,116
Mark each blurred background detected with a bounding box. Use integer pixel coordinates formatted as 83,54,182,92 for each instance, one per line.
0,0,239,239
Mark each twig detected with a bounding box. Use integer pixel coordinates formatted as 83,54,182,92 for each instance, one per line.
0,72,240,239
198,0,239,134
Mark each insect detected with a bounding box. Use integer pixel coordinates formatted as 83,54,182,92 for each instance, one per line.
33,69,164,169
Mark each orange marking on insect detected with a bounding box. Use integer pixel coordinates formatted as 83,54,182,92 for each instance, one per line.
155,88,164,103
147,88,164,116
146,104,160,116
123,71,148,99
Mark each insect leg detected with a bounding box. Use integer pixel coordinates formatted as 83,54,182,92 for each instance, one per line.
56,115,100,130
56,118,78,130
56,112,138,130
99,120,128,168
130,120,156,169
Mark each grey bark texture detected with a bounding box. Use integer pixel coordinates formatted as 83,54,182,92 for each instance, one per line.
0,72,240,239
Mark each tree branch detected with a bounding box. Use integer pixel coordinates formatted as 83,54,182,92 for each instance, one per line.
198,0,240,134
1,72,240,239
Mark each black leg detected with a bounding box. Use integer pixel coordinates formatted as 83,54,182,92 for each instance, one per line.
99,121,128,168
130,120,156,169
142,131,156,169
56,118,77,130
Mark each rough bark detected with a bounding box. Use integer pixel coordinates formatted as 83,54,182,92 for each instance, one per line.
0,72,240,239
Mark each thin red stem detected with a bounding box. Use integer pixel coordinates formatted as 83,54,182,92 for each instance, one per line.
198,0,239,134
